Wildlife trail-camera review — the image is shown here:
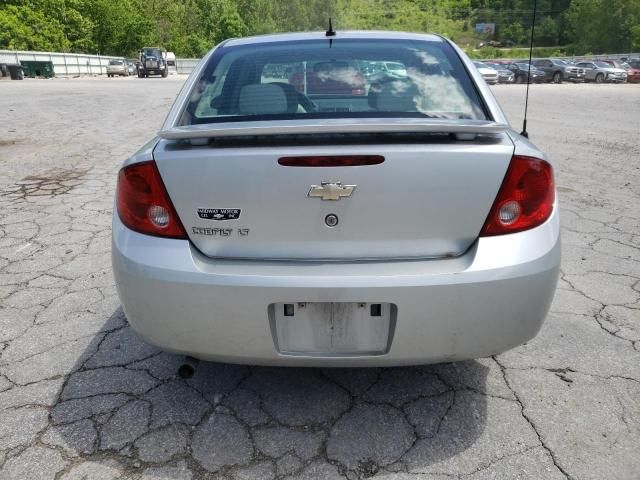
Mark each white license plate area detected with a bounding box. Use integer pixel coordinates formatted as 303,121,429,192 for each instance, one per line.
271,302,394,356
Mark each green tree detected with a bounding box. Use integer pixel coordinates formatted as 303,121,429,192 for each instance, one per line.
215,0,248,43
535,16,559,46
500,22,526,43
0,4,69,51
1,0,638,57
632,24,640,51
566,0,640,53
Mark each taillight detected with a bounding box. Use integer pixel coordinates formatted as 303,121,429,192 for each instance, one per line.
116,161,187,239
480,155,555,236
278,155,384,167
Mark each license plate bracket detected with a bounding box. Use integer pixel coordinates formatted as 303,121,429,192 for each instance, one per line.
269,302,396,356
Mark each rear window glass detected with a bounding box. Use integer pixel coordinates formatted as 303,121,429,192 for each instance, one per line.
179,38,487,125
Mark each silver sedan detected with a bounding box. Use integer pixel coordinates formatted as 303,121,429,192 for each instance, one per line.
112,31,560,367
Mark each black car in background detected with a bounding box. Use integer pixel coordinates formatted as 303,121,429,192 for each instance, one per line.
504,63,546,84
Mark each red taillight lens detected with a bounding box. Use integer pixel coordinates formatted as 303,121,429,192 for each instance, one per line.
116,161,187,239
480,155,555,236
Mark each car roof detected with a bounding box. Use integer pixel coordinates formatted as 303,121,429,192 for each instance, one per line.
224,30,444,47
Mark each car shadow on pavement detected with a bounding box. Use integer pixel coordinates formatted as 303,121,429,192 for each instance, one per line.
49,308,494,478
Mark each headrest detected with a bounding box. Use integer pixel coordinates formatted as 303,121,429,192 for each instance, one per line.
238,83,290,115
368,80,418,112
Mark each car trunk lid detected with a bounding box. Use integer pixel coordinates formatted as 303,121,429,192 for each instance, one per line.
153,132,514,260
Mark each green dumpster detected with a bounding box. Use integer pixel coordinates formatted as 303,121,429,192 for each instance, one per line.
20,60,55,78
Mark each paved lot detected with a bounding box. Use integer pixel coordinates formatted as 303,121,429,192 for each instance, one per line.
0,77,639,480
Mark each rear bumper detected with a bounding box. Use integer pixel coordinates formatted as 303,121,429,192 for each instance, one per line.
112,209,560,367
606,73,627,82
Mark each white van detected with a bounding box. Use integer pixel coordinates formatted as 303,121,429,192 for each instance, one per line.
166,52,176,74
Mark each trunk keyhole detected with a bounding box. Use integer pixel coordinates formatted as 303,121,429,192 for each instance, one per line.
325,214,339,227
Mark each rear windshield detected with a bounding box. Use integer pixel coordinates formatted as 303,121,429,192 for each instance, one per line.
109,60,123,65
179,38,487,126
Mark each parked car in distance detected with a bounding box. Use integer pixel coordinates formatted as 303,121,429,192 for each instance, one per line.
166,51,177,73
532,58,585,83
576,61,627,83
360,61,408,80
382,61,408,78
112,31,560,367
477,39,514,48
126,62,136,76
484,62,515,83
473,61,499,84
625,61,640,83
504,63,546,83
106,60,128,77
289,60,367,95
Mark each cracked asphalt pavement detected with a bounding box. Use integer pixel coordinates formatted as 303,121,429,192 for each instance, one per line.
1,77,639,479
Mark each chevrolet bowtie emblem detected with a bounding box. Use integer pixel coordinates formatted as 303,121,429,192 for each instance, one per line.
308,182,356,201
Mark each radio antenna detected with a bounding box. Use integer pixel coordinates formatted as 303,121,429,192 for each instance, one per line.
521,0,537,138
326,18,336,37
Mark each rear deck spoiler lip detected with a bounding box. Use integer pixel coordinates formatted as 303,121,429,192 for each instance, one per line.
158,118,511,140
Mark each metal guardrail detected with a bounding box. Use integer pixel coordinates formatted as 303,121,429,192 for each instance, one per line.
0,50,123,76
176,58,200,75
478,53,640,62
0,50,200,76
2,49,638,77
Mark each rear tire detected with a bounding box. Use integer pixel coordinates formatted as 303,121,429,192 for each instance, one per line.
552,71,562,83
595,73,605,83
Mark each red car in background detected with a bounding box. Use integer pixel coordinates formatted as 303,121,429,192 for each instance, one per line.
624,61,640,83
289,61,366,95
602,59,640,83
